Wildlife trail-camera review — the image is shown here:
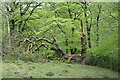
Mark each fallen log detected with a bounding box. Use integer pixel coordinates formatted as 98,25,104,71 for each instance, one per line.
60,54,85,62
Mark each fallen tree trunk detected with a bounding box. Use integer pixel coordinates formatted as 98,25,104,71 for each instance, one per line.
19,35,85,62
36,36,65,56
60,54,85,62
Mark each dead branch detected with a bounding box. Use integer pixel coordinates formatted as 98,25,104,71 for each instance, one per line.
19,36,66,56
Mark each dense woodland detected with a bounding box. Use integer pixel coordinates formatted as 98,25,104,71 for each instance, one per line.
0,1,119,73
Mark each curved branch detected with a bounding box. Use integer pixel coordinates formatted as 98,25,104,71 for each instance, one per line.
108,10,120,21
106,5,120,21
36,38,53,44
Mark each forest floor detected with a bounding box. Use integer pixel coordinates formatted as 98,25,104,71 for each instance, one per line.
1,61,119,78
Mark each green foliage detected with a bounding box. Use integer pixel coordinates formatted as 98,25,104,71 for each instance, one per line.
19,52,48,63
85,31,119,71
45,72,55,76
2,2,119,72
85,55,119,71
3,52,48,63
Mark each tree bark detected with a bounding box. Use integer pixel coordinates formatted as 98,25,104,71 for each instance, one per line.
83,2,92,48
80,20,86,56
96,4,102,46
36,36,66,56
7,16,11,49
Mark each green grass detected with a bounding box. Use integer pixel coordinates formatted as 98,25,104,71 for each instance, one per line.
1,61,119,78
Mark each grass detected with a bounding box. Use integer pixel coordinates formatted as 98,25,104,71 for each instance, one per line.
1,61,119,78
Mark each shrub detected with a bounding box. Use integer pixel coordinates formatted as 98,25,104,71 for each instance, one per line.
3,51,48,63
45,72,54,76
85,54,119,72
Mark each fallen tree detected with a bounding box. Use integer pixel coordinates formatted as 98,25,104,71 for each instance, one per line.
19,35,85,62
60,54,85,63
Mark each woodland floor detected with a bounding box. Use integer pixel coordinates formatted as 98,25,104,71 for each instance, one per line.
1,61,119,78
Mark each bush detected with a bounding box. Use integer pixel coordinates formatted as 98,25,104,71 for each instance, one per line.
3,52,48,63
45,72,54,76
3,53,18,62
85,54,119,72
85,32,119,72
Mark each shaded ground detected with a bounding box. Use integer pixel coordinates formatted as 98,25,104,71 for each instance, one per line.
1,61,119,78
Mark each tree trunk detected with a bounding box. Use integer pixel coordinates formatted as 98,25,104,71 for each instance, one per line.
96,4,102,46
35,36,66,56
70,48,77,54
83,2,92,48
7,16,11,49
0,3,2,60
80,20,86,56
67,4,77,54
65,38,68,54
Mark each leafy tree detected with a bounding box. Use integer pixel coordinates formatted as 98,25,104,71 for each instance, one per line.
1,1,119,71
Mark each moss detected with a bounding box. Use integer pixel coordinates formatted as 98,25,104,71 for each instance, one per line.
45,72,55,76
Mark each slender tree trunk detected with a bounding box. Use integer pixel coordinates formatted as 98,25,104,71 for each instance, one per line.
7,16,11,49
88,9,92,48
3,15,6,37
83,2,92,48
0,3,3,79
96,4,102,46
65,38,68,54
80,20,86,56
70,28,76,54
2,4,7,39
55,11,69,54
87,26,91,48
0,3,2,59
67,4,77,54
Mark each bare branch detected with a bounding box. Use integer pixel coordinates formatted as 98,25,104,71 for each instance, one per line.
108,10,120,21
36,38,53,44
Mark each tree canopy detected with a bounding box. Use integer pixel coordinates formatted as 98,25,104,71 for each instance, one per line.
1,1,119,71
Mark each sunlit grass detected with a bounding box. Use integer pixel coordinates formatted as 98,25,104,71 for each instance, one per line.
1,61,119,78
